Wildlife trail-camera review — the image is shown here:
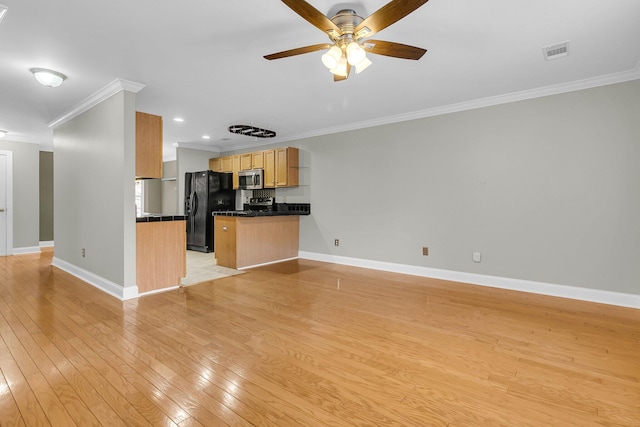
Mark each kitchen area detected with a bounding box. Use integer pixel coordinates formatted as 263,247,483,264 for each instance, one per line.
136,128,311,293
185,147,311,269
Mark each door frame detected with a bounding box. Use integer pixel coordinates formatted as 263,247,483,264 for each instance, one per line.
0,150,14,256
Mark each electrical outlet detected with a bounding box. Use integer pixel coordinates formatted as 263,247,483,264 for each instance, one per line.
82,248,86,258
422,247,429,256
334,239,339,247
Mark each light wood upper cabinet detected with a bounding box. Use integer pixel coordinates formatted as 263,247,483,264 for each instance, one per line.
252,152,264,169
221,156,233,173
136,112,163,179
264,150,276,188
210,147,298,189
232,155,241,189
240,151,265,171
209,157,222,172
264,147,298,188
240,153,253,171
277,147,299,187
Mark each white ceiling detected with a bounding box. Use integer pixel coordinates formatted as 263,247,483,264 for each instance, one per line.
1,0,639,160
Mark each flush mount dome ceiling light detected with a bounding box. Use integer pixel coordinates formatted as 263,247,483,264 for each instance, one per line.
0,130,7,138
30,68,67,87
264,1,428,82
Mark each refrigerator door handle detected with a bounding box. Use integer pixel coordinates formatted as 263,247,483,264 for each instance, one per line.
192,192,198,215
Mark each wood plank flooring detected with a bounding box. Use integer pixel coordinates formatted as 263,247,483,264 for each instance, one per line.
0,250,638,426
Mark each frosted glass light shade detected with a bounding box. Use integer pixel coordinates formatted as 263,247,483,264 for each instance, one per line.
30,68,67,88
330,56,349,77
355,57,372,74
321,45,342,70
346,42,366,65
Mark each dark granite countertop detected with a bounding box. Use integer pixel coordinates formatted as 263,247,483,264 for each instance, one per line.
213,203,310,218
212,210,309,217
136,215,187,223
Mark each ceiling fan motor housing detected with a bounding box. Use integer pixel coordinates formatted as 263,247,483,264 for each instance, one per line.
330,9,364,36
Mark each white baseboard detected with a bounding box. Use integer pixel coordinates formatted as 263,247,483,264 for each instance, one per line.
298,251,640,309
13,246,41,254
52,257,139,300
40,241,55,248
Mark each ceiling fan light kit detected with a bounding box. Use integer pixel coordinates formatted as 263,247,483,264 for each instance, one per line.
265,0,429,82
321,45,342,69
346,42,366,65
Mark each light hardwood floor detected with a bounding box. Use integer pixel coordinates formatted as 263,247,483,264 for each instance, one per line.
0,250,638,426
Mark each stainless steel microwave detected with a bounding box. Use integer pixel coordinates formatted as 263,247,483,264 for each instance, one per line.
238,169,264,190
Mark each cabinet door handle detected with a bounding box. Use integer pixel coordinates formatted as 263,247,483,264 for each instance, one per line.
222,226,228,232
0,208,5,212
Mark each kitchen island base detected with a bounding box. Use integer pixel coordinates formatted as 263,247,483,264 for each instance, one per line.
214,216,299,269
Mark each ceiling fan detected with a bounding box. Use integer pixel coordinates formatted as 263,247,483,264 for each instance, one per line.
264,0,430,82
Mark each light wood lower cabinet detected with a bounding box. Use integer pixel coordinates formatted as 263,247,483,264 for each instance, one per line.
136,220,186,293
214,216,299,269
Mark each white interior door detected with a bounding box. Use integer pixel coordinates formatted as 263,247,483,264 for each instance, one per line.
0,151,13,256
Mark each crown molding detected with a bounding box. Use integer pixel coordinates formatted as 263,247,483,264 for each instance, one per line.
277,65,640,144
173,142,221,154
48,78,145,130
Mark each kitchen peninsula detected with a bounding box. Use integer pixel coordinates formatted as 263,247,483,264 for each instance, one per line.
213,206,310,269
136,215,186,293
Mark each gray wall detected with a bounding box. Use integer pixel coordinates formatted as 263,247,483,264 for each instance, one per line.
0,140,40,250
279,80,640,295
162,160,178,215
53,90,137,290
143,179,162,214
162,180,178,215
39,151,54,241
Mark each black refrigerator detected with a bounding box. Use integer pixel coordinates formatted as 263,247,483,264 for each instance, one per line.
184,171,235,252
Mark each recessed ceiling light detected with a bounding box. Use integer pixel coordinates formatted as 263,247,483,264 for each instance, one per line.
0,130,7,138
202,135,210,139
173,117,184,122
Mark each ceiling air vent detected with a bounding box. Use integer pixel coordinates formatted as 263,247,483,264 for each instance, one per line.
542,41,569,61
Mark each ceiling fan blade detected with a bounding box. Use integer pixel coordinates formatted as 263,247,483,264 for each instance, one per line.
355,0,430,38
363,40,427,60
281,0,341,35
333,63,351,82
264,43,332,60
